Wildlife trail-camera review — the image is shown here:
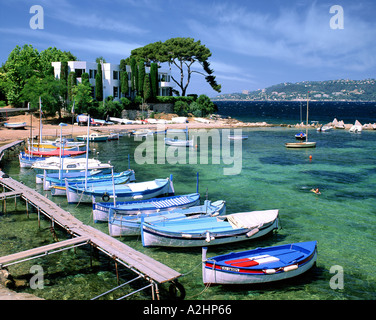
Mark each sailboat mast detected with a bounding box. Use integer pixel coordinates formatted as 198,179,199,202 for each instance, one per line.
85,115,90,190
306,92,309,142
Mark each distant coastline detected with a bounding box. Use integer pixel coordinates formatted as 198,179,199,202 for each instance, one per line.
212,78,376,102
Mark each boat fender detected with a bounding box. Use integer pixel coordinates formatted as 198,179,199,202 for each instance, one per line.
246,228,259,238
205,232,211,243
102,192,110,202
133,195,143,200
283,265,298,272
182,234,192,238
264,269,276,274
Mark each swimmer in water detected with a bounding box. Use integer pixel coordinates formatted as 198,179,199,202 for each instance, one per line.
310,188,321,194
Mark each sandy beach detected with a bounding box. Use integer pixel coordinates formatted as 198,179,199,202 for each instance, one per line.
0,112,278,145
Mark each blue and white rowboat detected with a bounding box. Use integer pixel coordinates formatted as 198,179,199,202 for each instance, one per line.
93,192,200,222
141,209,279,247
66,176,174,204
202,241,317,285
108,200,226,236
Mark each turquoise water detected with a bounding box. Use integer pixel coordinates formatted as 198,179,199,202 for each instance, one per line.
1,126,375,300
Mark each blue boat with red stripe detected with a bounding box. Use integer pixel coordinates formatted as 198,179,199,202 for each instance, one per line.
202,241,317,285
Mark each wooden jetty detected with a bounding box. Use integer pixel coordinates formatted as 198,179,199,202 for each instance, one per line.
0,140,24,161
0,162,183,299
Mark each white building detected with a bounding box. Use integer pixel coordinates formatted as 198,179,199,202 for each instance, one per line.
51,60,174,101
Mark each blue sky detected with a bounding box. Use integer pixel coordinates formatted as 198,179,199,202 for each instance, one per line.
0,0,375,97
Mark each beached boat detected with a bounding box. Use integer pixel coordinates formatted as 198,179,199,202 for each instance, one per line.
76,133,110,142
228,135,248,140
93,192,201,222
349,120,362,134
202,241,317,285
317,125,333,132
66,176,175,204
141,209,279,247
109,200,226,237
164,138,194,147
109,117,134,125
4,122,27,129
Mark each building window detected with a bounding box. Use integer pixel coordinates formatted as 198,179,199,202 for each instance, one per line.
75,69,85,78
113,86,119,98
113,71,119,80
89,69,97,79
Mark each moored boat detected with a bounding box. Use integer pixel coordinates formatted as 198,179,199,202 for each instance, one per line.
294,132,306,140
141,209,279,247
228,135,248,140
93,192,200,222
202,241,317,285
44,169,135,191
76,133,110,142
164,138,194,147
285,141,317,148
66,176,175,204
50,170,135,196
109,199,226,237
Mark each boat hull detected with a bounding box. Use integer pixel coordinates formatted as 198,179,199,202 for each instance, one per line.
202,241,317,285
44,170,135,191
4,122,27,129
66,178,174,204
164,138,193,147
285,142,316,148
109,200,226,236
141,210,279,247
93,193,200,222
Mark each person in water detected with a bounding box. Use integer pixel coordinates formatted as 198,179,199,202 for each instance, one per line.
311,188,321,194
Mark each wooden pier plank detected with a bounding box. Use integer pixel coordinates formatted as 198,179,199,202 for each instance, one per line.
0,236,90,266
0,191,22,200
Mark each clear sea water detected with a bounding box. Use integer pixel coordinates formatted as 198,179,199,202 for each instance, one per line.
0,101,375,301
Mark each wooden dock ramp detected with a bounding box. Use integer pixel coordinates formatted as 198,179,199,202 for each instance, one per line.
0,236,90,268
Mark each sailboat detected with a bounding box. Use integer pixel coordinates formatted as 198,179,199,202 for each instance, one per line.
285,93,316,148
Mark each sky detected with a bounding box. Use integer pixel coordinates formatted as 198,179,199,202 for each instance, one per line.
0,0,375,97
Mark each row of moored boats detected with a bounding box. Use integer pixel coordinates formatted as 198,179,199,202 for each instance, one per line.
18,132,318,286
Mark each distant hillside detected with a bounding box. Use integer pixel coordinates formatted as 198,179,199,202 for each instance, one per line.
213,79,376,102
